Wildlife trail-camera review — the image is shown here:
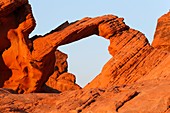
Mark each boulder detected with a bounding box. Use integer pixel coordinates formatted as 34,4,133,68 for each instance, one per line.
46,73,81,92
45,50,81,92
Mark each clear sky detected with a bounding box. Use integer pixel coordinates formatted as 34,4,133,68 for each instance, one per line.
29,0,170,87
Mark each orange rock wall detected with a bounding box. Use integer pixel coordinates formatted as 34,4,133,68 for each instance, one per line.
0,1,169,112
0,0,169,95
0,0,36,93
152,11,170,51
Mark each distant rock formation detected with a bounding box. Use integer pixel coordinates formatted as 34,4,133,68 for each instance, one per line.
152,11,170,51
0,0,169,113
45,50,81,92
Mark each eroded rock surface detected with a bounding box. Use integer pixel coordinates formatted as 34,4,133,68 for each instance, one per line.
0,0,130,93
0,0,169,113
45,50,81,92
0,79,169,113
0,0,36,93
85,29,169,89
152,11,170,51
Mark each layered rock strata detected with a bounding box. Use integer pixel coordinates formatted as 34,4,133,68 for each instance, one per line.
1,0,130,93
0,79,169,113
152,11,170,51
45,50,81,92
0,0,169,112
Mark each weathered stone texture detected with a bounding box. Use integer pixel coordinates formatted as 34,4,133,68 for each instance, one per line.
0,0,169,112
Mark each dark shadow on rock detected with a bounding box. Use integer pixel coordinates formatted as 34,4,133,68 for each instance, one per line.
41,84,61,93
0,53,12,87
0,88,17,94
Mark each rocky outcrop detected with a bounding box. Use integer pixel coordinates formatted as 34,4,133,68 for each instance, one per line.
152,11,170,51
0,0,169,112
46,73,81,92
0,0,169,91
85,29,169,89
0,79,169,113
0,0,130,93
0,0,28,17
0,0,36,93
0,0,80,93
29,15,128,93
45,50,81,92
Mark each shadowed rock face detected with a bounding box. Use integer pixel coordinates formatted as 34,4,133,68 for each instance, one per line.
0,0,170,112
0,0,36,93
45,50,81,92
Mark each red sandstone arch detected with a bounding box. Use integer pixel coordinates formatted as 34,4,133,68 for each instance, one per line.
1,0,166,94
0,5,129,93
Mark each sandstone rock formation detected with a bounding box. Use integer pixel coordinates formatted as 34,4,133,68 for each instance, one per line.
0,0,36,93
0,0,169,113
0,0,129,93
45,50,81,92
84,29,169,89
0,79,169,113
46,72,81,92
0,0,80,93
152,11,170,51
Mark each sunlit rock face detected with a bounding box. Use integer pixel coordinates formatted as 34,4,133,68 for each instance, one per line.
0,0,170,112
0,0,130,93
45,50,81,92
152,11,170,51
0,0,36,93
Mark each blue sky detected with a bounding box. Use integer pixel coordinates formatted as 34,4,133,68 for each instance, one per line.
29,0,170,87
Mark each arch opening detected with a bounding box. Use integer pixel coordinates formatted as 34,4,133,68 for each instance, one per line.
58,35,111,87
